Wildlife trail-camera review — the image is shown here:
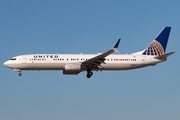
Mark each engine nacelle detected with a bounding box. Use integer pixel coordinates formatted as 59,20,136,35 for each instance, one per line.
65,63,81,71
63,63,81,75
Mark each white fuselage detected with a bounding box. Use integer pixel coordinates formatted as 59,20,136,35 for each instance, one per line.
4,54,164,71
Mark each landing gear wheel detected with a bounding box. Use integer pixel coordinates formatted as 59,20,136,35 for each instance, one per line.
86,71,93,78
19,73,22,76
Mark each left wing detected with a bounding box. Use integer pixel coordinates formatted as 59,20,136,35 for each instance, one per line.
81,39,121,69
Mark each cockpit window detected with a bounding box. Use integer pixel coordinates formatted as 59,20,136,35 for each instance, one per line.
10,58,17,60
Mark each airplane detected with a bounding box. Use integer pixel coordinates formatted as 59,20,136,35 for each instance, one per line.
4,27,175,78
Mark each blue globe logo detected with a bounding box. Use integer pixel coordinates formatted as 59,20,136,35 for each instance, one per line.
143,40,164,55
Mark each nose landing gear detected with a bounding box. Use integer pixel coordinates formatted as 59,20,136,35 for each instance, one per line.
18,72,22,76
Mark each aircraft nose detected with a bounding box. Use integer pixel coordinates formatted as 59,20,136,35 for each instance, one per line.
4,61,8,66
4,61,11,68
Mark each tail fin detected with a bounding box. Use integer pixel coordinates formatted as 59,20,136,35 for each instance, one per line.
142,27,171,56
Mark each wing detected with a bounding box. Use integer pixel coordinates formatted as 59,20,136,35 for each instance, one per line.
81,39,121,69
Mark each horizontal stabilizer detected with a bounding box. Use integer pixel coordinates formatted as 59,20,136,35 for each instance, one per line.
154,52,175,59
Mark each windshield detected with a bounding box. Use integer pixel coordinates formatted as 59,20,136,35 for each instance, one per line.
10,58,17,60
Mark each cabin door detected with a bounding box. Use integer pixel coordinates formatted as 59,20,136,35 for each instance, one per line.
22,56,27,64
141,56,146,64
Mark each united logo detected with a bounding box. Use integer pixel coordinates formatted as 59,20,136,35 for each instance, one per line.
143,40,164,55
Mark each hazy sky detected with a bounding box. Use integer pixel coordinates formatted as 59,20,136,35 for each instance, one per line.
0,0,180,120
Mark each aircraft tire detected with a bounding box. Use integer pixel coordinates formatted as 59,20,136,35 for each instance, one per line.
19,73,22,76
86,71,93,78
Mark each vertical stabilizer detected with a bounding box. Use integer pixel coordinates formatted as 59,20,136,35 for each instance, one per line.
142,27,171,56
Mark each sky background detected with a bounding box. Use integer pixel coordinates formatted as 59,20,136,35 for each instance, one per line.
0,0,180,120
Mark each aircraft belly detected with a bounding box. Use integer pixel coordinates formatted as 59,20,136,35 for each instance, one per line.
102,63,143,70
21,63,65,70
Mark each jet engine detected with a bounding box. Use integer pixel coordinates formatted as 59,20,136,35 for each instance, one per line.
63,63,81,75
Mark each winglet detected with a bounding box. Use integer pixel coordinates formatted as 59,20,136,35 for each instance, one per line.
113,39,121,49
112,39,121,53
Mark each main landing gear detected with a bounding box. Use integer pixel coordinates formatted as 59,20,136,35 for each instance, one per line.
86,69,93,78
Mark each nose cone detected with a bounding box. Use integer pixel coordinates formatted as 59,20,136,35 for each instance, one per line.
4,61,12,68
4,61,8,66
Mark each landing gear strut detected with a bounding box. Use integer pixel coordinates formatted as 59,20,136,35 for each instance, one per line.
86,69,93,78
19,72,22,76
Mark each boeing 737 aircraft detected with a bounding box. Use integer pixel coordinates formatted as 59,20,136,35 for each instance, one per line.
4,27,175,78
